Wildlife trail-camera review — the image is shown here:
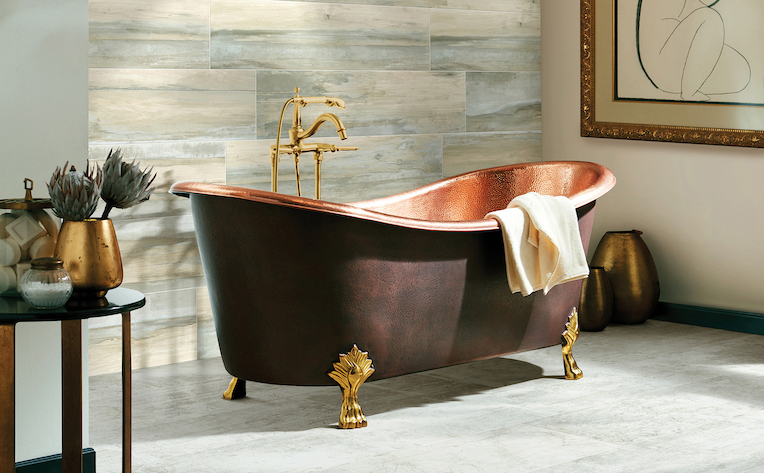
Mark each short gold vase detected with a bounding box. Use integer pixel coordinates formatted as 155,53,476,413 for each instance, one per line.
590,230,659,324
579,266,612,331
54,218,123,298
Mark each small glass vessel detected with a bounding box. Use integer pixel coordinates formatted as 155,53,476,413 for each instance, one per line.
18,257,73,309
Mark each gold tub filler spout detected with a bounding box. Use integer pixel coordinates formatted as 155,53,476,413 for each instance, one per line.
271,87,358,200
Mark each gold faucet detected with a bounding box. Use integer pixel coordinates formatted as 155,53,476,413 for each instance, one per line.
270,87,358,199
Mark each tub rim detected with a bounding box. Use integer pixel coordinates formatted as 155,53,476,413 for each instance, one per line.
169,161,616,233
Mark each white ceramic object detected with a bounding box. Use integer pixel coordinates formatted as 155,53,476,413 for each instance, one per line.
29,235,56,260
0,238,22,266
0,266,16,293
6,212,46,248
32,209,60,241
0,213,17,239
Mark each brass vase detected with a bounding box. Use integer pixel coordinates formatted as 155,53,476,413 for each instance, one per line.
579,267,612,331
54,218,123,298
590,230,659,324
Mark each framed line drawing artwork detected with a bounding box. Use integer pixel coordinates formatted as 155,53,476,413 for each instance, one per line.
581,0,764,147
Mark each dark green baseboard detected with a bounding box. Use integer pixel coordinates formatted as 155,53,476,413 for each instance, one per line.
15,448,95,473
654,302,764,335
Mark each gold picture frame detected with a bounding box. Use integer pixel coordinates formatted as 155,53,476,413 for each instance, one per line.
581,0,764,147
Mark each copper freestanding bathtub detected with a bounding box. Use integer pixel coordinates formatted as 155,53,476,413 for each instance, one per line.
170,161,615,426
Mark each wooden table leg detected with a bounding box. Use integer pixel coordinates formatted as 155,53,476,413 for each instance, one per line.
0,323,15,473
122,312,131,473
61,319,83,473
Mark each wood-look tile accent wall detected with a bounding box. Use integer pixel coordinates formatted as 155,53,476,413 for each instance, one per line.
88,0,540,374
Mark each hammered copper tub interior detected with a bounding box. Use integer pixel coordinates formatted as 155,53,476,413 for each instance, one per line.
170,161,616,386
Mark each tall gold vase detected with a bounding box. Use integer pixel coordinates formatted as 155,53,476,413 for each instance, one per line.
590,230,659,324
54,219,123,298
579,267,613,331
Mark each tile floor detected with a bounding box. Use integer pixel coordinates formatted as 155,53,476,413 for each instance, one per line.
90,320,764,472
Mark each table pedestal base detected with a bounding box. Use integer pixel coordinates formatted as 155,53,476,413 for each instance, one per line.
62,319,83,473
0,305,136,473
0,324,14,473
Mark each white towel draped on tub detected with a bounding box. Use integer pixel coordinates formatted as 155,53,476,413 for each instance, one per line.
485,192,589,296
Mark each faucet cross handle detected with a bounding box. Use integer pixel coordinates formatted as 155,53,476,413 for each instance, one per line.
292,87,346,110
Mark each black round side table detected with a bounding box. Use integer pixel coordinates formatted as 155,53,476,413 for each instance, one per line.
0,287,145,473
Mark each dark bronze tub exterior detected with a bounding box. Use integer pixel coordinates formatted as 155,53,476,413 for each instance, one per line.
171,161,616,386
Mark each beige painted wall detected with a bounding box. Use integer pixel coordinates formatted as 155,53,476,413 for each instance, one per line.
0,0,90,462
541,0,764,313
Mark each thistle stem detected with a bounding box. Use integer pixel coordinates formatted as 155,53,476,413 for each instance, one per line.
101,203,114,220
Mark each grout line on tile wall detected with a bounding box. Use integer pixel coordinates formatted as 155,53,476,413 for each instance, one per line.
429,9,432,73
209,0,212,70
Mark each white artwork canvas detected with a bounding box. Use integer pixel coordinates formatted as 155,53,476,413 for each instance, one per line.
616,0,764,105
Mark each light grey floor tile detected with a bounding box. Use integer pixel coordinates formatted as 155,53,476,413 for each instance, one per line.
535,418,764,473
335,424,618,473
90,322,764,472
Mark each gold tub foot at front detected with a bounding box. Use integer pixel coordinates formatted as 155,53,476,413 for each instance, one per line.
328,345,375,429
223,376,246,400
561,309,583,380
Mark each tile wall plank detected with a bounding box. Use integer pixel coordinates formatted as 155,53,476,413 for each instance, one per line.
89,69,257,91
211,1,430,70
89,142,227,219
121,277,208,296
265,0,539,12
432,10,540,71
112,215,203,285
466,72,541,132
256,71,466,139
90,319,197,375
443,131,541,177
89,288,198,375
89,0,211,68
196,287,220,359
89,69,256,142
225,139,284,189
447,0,539,12
227,134,442,202
266,0,447,6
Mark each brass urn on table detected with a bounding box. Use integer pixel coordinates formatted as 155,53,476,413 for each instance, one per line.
590,230,659,324
47,149,156,298
55,219,123,298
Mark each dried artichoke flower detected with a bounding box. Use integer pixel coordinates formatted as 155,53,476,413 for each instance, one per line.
47,161,104,221
100,148,157,219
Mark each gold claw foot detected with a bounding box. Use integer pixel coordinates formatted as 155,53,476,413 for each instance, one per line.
223,376,247,400
328,345,375,429
561,309,583,380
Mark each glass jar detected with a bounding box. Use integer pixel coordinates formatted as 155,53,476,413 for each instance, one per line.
18,257,73,309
